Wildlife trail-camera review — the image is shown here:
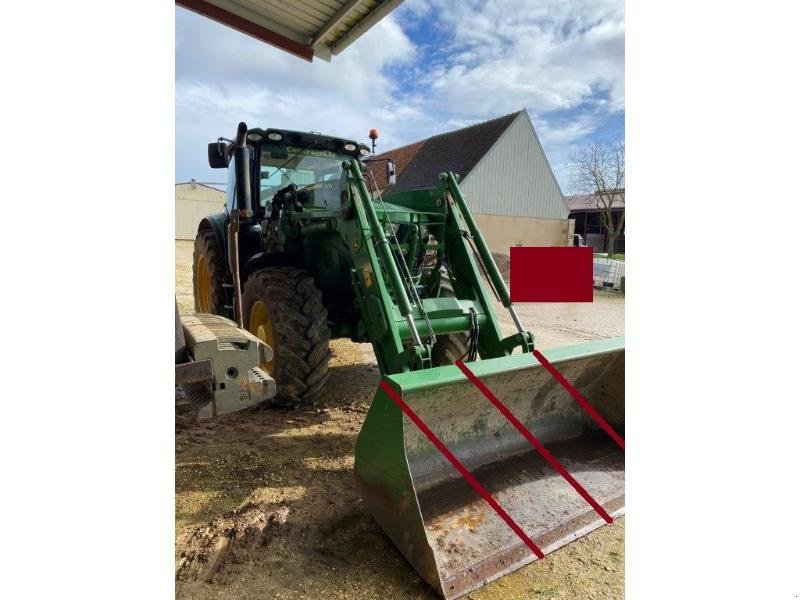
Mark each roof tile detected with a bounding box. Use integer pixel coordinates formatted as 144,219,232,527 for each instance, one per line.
364,111,522,193
364,140,425,191
565,192,625,212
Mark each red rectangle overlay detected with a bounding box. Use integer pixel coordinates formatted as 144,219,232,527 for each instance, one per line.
510,246,593,302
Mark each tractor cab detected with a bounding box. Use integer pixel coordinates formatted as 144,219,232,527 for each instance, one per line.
260,146,347,211
209,127,370,214
254,128,369,213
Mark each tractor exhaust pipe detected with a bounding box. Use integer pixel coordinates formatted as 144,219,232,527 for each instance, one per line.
234,122,252,211
228,122,251,326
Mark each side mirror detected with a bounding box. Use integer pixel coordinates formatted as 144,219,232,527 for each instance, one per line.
386,160,396,185
208,142,230,169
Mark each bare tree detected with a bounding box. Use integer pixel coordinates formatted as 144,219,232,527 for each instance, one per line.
568,139,625,256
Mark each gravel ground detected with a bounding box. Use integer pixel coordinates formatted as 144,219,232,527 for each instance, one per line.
175,240,625,600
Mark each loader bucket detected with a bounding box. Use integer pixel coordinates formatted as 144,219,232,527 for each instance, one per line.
354,337,624,599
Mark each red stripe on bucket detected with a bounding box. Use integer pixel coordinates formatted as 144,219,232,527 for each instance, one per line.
378,379,545,560
532,349,625,451
455,361,612,524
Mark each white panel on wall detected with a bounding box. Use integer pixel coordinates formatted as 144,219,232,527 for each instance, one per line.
460,112,568,220
175,183,226,240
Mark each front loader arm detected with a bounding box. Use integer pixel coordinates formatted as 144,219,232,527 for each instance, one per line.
436,171,535,356
345,159,432,374
342,160,534,376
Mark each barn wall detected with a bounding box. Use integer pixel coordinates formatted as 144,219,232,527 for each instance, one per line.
460,112,568,220
473,213,571,255
175,184,226,240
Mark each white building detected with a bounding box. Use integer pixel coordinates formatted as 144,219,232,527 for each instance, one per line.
367,110,572,254
175,180,226,240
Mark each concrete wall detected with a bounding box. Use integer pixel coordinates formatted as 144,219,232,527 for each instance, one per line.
473,213,571,254
175,183,226,240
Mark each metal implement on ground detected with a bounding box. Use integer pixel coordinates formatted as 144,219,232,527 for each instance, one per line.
193,122,625,597
175,302,276,422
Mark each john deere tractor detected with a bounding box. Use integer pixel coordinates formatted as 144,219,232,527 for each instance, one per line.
193,122,482,406
193,122,625,599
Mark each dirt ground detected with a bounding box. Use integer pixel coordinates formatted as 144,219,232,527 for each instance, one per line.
175,240,625,600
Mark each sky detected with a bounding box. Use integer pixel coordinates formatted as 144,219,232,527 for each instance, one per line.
175,0,624,192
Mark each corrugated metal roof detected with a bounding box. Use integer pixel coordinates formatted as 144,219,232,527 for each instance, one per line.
364,111,567,219
385,112,521,193
176,0,405,61
565,192,625,212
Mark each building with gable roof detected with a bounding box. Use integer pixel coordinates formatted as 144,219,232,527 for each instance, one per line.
366,110,572,253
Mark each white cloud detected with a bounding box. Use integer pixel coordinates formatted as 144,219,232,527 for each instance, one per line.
399,0,431,18
419,0,625,119
175,0,624,187
537,114,599,145
397,0,625,189
175,8,424,180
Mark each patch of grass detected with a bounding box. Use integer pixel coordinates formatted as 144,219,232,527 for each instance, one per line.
594,252,625,261
531,587,558,596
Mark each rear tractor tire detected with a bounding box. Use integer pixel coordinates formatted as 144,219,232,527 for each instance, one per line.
242,267,331,408
193,228,228,315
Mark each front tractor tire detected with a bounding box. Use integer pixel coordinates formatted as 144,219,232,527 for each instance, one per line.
242,267,331,408
193,229,227,315
431,269,471,366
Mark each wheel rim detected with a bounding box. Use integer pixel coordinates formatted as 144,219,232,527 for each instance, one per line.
249,300,275,373
196,255,212,312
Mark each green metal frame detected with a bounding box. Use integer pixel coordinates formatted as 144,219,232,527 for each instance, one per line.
201,145,536,377
343,159,534,374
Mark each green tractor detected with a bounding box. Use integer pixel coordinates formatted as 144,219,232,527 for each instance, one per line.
193,122,625,599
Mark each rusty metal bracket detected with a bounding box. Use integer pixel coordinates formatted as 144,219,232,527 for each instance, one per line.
175,358,214,387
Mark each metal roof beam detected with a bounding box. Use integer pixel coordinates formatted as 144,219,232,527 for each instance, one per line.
176,0,314,61
330,0,405,55
310,0,361,48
